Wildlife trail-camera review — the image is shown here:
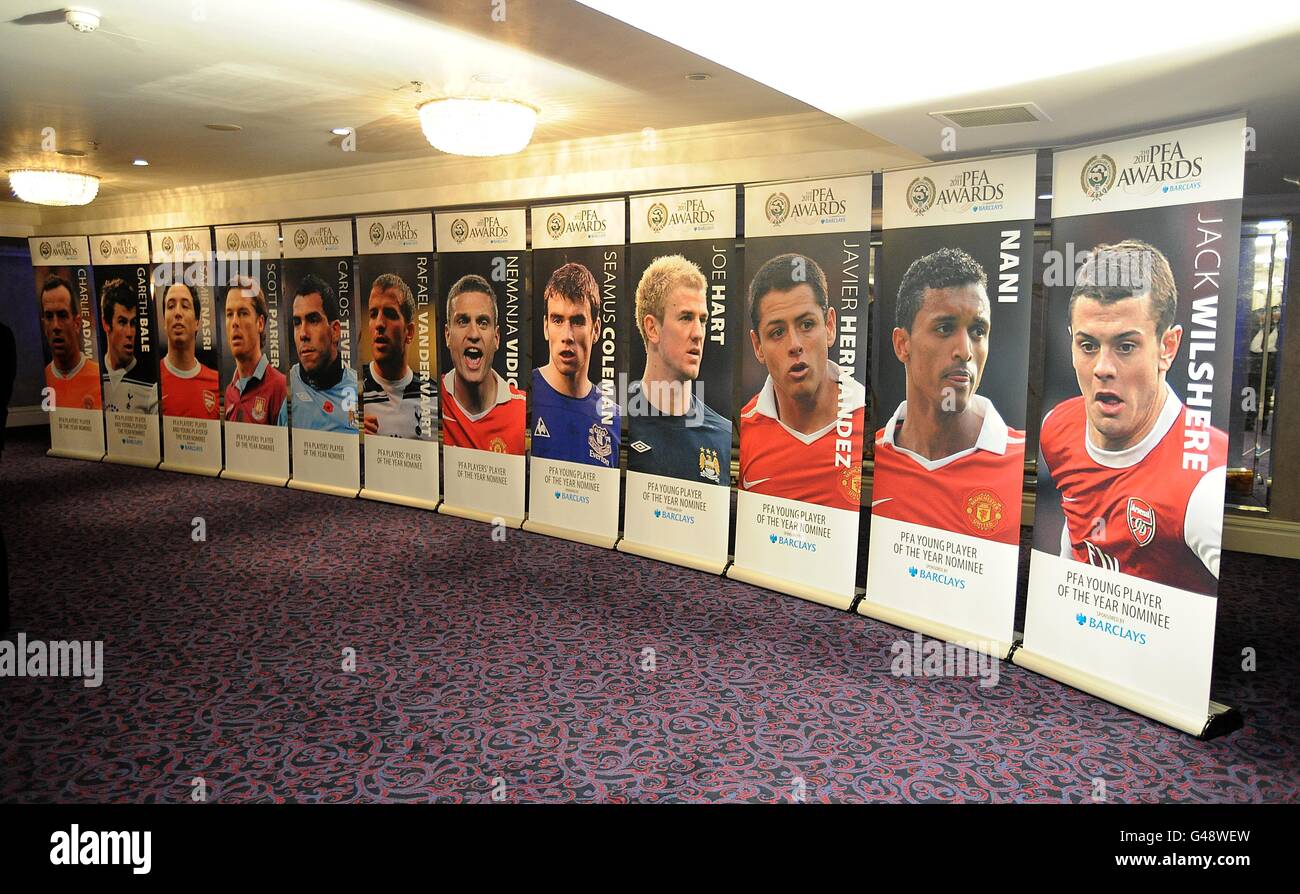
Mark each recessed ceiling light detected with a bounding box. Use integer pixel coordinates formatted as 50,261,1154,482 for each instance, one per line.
205,123,242,132
133,159,149,166
685,72,711,81
56,148,87,158
331,127,352,136
1038,193,1053,200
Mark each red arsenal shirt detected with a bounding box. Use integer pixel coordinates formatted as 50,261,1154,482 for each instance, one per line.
871,395,1026,545
1039,383,1226,596
739,361,865,512
160,356,220,419
441,369,526,455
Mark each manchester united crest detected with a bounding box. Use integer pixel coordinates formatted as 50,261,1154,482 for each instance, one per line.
839,465,862,506
965,488,1004,535
489,436,507,453
1127,497,1156,547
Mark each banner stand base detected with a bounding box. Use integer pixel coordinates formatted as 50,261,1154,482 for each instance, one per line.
103,455,160,469
1200,701,1243,741
616,539,727,575
286,479,359,499
220,470,288,487
46,447,105,462
159,462,221,477
848,587,866,614
521,520,617,550
1012,646,1228,737
437,503,524,529
358,488,440,511
725,564,853,611
856,597,1013,660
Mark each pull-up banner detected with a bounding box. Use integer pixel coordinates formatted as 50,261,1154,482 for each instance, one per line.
281,219,360,497
355,212,440,509
1019,118,1245,735
152,227,222,476
435,208,529,527
727,175,871,608
215,224,289,486
29,236,104,461
863,155,1037,655
91,231,160,468
523,199,626,548
618,187,738,574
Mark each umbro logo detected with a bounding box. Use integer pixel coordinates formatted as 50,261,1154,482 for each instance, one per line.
630,440,651,453
533,418,550,437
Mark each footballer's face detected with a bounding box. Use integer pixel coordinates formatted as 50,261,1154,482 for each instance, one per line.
41,286,81,368
103,301,138,368
544,292,596,380
292,291,339,375
445,290,498,387
894,283,990,414
749,284,835,405
163,284,199,353
1070,294,1181,451
649,285,708,382
368,286,412,371
224,289,264,364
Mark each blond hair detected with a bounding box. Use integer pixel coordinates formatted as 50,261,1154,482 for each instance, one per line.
635,254,706,344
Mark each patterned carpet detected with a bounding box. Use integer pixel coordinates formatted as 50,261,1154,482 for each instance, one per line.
1,427,1297,803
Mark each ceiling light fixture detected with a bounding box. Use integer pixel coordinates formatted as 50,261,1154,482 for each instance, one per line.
331,127,352,136
205,123,242,132
1038,193,1053,200
132,159,149,166
417,97,537,157
7,169,101,206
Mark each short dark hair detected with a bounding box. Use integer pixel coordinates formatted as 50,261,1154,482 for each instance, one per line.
294,272,338,322
896,247,987,332
162,282,202,322
99,277,136,325
544,262,599,327
747,252,830,332
446,274,498,326
370,273,415,324
1069,239,1176,336
40,275,75,312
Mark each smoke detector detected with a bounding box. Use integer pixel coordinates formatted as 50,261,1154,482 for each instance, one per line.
65,8,102,33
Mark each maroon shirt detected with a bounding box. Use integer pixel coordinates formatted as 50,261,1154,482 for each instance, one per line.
224,355,287,425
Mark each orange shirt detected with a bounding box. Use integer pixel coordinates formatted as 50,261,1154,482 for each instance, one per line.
160,357,221,419
870,396,1026,546
440,369,526,455
46,357,102,411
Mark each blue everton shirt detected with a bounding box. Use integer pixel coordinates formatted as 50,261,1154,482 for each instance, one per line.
280,362,359,433
530,367,620,468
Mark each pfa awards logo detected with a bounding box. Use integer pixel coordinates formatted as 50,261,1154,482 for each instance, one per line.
38,240,52,260
1081,153,1117,200
226,232,241,252
368,222,385,246
546,211,565,240
764,192,790,226
98,239,111,258
450,218,469,244
160,235,175,255
1127,497,1156,547
293,228,308,251
906,177,936,216
647,202,668,233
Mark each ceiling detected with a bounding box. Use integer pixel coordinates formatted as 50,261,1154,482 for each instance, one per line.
0,0,896,202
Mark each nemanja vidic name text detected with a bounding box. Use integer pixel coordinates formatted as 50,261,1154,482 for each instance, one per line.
50,825,151,874
890,633,999,688
0,633,103,687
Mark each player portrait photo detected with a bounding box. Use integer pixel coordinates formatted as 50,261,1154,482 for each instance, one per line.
99,277,158,414
531,262,619,468
158,282,220,419
280,272,358,432
223,277,287,426
38,273,102,411
627,255,731,485
739,252,865,511
871,247,1025,544
441,273,526,454
361,273,437,441
1038,239,1227,595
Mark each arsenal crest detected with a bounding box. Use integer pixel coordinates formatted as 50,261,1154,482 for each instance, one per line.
203,390,217,414
252,396,267,422
1127,497,1156,547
